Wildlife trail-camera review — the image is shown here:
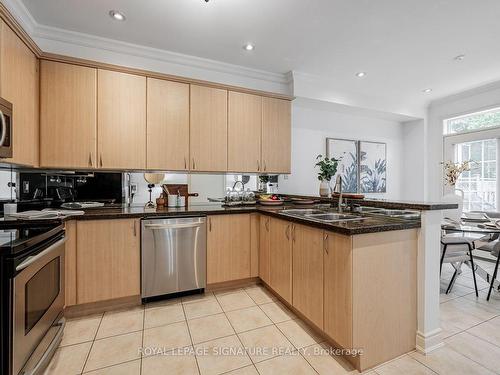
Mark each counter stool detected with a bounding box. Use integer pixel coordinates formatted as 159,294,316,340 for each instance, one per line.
441,235,479,297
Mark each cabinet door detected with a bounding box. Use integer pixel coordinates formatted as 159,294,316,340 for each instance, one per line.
269,218,292,304
228,91,262,172
98,69,146,169
76,219,140,304
0,20,38,166
292,224,324,329
190,85,227,172
207,214,251,284
324,232,353,349
261,97,291,173
259,215,271,284
147,78,189,170
65,221,77,307
40,61,97,169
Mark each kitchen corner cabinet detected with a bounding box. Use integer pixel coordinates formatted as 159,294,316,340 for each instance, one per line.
146,78,189,170
40,61,97,169
228,91,262,172
269,217,293,304
190,85,228,172
76,219,140,304
292,224,324,329
0,20,39,166
98,69,146,169
262,97,291,173
207,214,251,284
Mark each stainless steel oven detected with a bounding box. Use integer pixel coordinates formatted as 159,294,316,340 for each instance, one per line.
0,223,66,375
0,97,12,158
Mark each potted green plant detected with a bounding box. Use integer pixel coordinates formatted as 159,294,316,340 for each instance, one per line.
315,154,340,197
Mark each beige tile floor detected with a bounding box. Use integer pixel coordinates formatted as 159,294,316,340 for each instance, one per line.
45,261,500,375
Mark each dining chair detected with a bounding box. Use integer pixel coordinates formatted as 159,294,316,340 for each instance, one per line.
441,235,479,297
487,245,500,301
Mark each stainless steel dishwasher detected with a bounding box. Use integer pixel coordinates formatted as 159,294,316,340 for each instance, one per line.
141,216,206,300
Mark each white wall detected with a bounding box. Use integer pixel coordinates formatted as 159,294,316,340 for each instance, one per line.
279,99,405,200
426,81,500,201
401,120,426,201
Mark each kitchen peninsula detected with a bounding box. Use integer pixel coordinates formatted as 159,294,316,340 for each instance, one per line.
4,198,454,371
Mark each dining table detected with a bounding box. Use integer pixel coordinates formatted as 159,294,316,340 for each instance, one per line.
441,220,500,295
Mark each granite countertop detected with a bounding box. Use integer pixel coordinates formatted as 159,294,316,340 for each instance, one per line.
1,203,421,235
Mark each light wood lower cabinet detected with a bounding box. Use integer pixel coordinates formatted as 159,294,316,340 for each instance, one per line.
269,217,293,304
64,221,77,307
259,215,271,284
292,223,324,329
323,231,353,349
0,20,39,166
75,219,140,304
207,214,251,284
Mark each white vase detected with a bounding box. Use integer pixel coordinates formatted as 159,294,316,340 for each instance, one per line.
442,188,464,221
319,180,330,197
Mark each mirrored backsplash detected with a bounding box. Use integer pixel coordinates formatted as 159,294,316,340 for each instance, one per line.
0,169,280,212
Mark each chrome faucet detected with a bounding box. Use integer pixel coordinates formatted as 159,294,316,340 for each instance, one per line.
333,175,343,213
232,180,245,191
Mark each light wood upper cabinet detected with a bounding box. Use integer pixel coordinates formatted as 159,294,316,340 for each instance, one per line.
0,20,38,166
76,219,140,304
190,85,228,172
98,69,146,169
207,214,251,284
259,215,271,284
147,78,189,170
324,231,353,349
262,97,291,173
269,217,293,304
40,61,97,169
292,224,324,329
228,91,262,172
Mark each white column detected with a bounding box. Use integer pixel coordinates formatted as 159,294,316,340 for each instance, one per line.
416,210,444,353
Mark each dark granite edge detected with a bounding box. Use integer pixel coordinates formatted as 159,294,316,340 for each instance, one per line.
1,204,421,235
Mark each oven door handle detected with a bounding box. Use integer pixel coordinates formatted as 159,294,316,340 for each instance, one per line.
16,237,66,272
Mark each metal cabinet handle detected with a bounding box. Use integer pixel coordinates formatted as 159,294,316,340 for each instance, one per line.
264,161,267,171
99,155,103,167
208,217,212,232
192,158,196,170
324,233,329,254
265,217,269,231
285,224,290,240
292,224,296,242
257,160,260,171
133,221,137,236
88,152,93,167
184,157,187,169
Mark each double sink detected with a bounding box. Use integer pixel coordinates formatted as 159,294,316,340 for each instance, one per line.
280,207,420,224
279,209,365,223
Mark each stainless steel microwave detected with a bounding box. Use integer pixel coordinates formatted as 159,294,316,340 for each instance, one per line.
0,97,12,158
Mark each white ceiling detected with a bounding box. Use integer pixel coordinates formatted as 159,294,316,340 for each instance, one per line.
18,0,500,117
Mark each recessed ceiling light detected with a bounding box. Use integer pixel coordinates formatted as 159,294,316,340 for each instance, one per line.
243,43,255,51
422,88,433,93
454,54,465,61
355,72,366,78
109,10,126,21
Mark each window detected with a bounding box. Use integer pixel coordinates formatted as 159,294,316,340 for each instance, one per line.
444,107,500,135
444,107,500,212
454,139,496,211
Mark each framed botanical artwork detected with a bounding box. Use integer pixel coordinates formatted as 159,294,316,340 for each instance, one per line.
326,138,359,193
359,141,387,193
